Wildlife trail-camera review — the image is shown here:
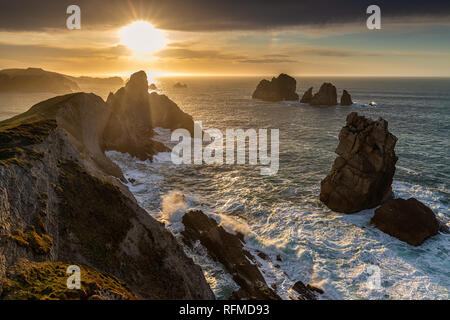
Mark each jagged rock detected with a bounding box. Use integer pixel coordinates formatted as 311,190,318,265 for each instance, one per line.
340,90,353,106
310,82,337,106
292,281,317,300
252,74,299,102
320,112,398,213
307,284,324,295
371,198,440,246
0,88,214,299
300,87,313,103
148,83,157,90
103,71,194,160
181,210,282,300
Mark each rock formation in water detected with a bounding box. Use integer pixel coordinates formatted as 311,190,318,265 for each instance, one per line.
0,75,214,299
371,198,441,246
148,83,158,90
252,74,299,102
300,87,313,103
103,71,194,160
340,90,353,106
181,210,313,300
320,112,398,213
310,82,338,106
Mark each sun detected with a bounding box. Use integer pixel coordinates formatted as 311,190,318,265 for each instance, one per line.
120,21,166,54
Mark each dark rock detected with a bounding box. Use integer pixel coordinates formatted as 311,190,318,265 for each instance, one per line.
252,73,299,102
276,254,282,262
310,82,337,106
103,71,194,160
300,87,313,103
320,112,398,213
256,251,269,260
128,178,136,184
181,210,281,300
292,281,317,300
340,89,353,106
307,284,324,294
148,83,157,90
371,198,440,246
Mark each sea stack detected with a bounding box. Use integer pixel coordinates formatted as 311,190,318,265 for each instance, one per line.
103,71,194,160
300,87,313,103
252,73,299,102
310,83,337,106
371,198,440,246
340,90,353,106
320,112,398,213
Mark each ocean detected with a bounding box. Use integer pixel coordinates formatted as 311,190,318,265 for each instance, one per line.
1,77,449,300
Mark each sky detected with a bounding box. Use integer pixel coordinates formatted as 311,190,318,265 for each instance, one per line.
1,0,450,77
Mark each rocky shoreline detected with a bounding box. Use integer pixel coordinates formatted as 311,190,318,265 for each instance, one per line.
0,71,447,300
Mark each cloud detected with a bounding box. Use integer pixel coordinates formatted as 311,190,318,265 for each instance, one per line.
0,43,131,62
1,0,449,32
155,48,246,60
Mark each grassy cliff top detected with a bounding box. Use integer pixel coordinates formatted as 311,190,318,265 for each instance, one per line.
1,260,138,300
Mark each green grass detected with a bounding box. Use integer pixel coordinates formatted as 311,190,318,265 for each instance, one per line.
0,119,56,167
1,260,138,300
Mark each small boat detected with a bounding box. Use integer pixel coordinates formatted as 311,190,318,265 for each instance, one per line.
368,101,377,106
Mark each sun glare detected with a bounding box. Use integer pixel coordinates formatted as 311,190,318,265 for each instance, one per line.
120,21,166,54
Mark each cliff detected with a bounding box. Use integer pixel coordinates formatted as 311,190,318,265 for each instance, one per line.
0,73,214,299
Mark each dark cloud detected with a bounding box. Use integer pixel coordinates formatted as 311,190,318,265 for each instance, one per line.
1,0,449,31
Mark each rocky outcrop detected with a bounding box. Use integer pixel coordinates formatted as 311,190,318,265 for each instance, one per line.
181,210,287,300
103,71,194,160
320,112,398,213
0,83,214,299
148,83,157,90
310,83,337,106
340,90,353,106
300,87,313,103
291,281,317,300
371,198,441,246
252,74,299,102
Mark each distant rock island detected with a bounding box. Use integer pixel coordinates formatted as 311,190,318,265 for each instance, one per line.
252,73,299,102
300,83,353,106
148,83,158,90
0,68,123,94
173,82,187,89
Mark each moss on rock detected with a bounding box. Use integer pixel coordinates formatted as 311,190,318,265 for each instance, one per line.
0,119,56,167
1,260,138,300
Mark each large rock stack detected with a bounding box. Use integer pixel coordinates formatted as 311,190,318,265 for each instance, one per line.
103,71,194,160
252,74,299,102
320,112,398,213
310,83,338,106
